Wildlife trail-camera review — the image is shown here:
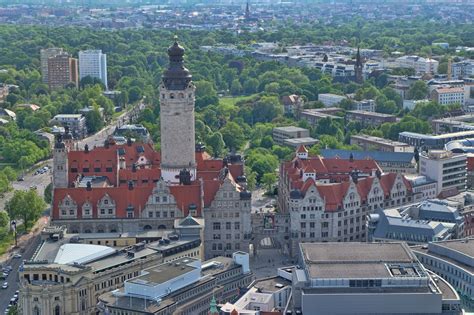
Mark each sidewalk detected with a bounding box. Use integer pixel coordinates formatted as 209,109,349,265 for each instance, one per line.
0,216,48,264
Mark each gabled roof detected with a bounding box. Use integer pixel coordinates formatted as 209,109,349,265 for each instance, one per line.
297,145,308,153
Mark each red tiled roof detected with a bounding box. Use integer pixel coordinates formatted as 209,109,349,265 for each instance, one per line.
283,152,411,212
54,141,246,220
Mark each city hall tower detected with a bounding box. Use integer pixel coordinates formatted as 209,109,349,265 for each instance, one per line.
159,39,196,182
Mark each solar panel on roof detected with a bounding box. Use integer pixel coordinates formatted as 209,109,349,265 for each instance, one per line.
118,148,125,156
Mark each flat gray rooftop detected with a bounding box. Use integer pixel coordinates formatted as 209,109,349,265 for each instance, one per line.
301,242,414,263
439,239,474,257
300,242,419,279
254,276,291,293
128,258,198,286
273,126,308,132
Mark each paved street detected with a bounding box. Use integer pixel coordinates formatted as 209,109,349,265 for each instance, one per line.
0,234,41,313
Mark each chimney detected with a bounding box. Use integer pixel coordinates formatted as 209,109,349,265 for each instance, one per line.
86,181,92,191
84,144,89,153
128,180,134,190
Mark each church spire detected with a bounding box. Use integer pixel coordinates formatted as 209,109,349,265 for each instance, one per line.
245,1,250,19
355,45,363,84
209,295,219,315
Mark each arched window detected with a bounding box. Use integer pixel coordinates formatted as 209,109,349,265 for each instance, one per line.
170,93,175,99
33,306,40,315
54,305,60,315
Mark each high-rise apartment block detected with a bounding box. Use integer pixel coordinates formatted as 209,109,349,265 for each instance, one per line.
47,53,78,90
40,47,64,84
78,50,108,89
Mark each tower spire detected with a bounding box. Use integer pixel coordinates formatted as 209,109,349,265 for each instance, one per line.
355,45,364,84
162,36,192,90
159,39,197,183
245,1,250,19
209,295,219,315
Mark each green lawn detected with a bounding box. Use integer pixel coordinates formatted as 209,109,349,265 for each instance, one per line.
219,95,253,107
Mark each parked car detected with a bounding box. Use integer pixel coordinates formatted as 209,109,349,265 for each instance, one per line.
12,253,21,259
2,282,8,289
17,176,24,181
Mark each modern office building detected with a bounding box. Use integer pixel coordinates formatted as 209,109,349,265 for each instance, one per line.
451,60,474,79
51,114,87,139
367,199,464,244
433,114,474,134
395,55,439,74
290,242,461,315
79,49,108,89
412,238,473,301
399,130,474,151
346,110,397,127
320,149,416,174
40,47,64,84
419,150,467,197
114,124,151,142
300,108,343,127
47,53,79,90
96,252,253,315
354,99,376,112
351,134,414,152
318,93,346,107
272,126,310,145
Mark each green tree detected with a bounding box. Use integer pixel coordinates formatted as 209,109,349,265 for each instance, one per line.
207,132,226,157
0,211,9,229
0,172,11,195
262,172,277,194
220,122,245,150
85,108,104,133
230,79,242,96
44,183,53,204
128,86,143,103
407,81,428,100
1,167,17,181
260,135,274,149
6,189,46,230
252,96,283,123
246,171,257,191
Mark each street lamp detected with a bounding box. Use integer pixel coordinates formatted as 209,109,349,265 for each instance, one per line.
11,220,17,247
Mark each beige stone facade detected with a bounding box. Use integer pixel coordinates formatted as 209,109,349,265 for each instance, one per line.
203,177,252,259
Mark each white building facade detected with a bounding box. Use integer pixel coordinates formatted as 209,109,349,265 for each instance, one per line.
419,150,467,197
78,50,108,89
